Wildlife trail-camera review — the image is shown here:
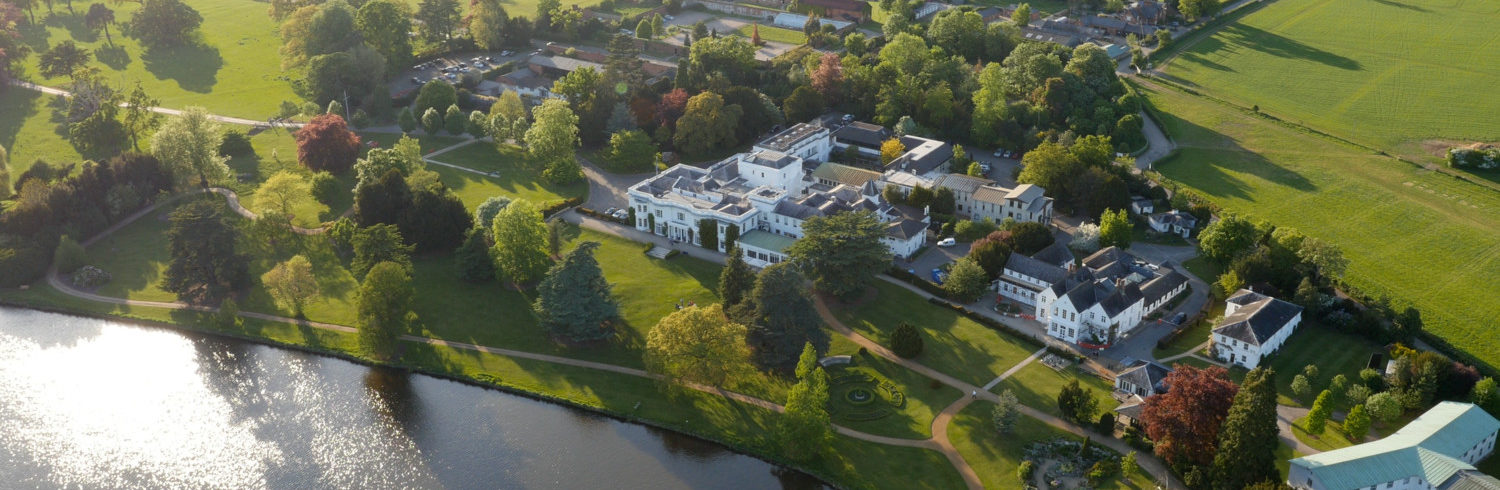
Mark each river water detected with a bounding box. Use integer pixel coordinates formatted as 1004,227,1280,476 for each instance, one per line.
0,308,824,489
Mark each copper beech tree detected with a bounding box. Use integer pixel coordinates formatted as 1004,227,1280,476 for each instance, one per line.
1139,364,1239,467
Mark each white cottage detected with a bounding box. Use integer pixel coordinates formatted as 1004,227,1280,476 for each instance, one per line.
1211,289,1304,369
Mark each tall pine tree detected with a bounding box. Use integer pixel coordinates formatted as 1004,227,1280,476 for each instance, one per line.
719,245,756,307
779,342,832,461
533,241,619,342
1211,367,1280,488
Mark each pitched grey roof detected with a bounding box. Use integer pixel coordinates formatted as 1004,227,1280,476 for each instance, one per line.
1117,360,1172,396
1150,210,1198,229
935,173,992,195
1213,294,1303,345
1446,472,1500,490
886,219,927,240
1140,268,1188,305
1005,252,1066,285
1064,279,1142,318
1031,242,1074,268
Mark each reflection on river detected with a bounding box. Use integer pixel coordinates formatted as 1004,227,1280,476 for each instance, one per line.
0,308,824,489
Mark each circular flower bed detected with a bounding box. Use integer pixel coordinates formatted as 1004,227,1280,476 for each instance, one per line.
845,387,875,405
827,370,908,421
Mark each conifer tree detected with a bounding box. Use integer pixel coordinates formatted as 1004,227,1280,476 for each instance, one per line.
533,241,619,342
1211,367,1280,488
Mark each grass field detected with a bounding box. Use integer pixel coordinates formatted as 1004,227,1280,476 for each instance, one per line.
17,0,297,119
1291,415,1359,452
1161,0,1500,161
989,362,1116,421
1263,325,1380,408
1138,79,1500,373
948,401,1154,489
832,280,1042,386
424,142,589,209
0,87,83,173
735,24,806,45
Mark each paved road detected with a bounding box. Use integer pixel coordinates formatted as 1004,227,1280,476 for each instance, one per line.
1135,110,1175,170
1277,405,1318,456
9,80,306,129
580,159,651,212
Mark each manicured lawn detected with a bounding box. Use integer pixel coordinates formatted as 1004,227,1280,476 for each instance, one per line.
18,0,298,119
1130,225,1189,247
1180,255,1221,283
1161,0,1500,161
0,86,84,172
735,24,806,45
1140,79,1500,373
832,280,1042,386
948,401,1155,489
1152,301,1222,359
1290,415,1358,453
990,362,1116,421
825,353,964,440
1264,324,1380,408
424,142,588,209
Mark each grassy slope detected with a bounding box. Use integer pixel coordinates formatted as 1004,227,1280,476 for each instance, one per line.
948,401,1155,489
424,142,589,208
990,362,1116,420
833,280,1042,386
1162,0,1500,159
1139,80,1500,372
0,87,83,173
18,0,296,119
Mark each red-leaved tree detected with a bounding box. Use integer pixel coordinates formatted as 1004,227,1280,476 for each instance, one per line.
295,114,361,174
1140,364,1239,466
655,88,690,129
810,52,843,104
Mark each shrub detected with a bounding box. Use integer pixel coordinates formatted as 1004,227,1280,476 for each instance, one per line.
309,172,340,206
70,265,112,288
889,322,923,358
350,109,371,129
0,237,52,288
1095,412,1116,436
218,130,255,157
53,235,88,274
1017,460,1035,482
954,218,999,242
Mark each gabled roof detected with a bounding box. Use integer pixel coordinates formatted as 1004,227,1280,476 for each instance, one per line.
1005,252,1066,284
1445,471,1500,490
1063,279,1142,318
1116,360,1172,395
1212,293,1303,345
1140,268,1187,305
886,219,927,240
1031,242,1074,268
1149,210,1198,228
812,162,881,188
1291,402,1500,490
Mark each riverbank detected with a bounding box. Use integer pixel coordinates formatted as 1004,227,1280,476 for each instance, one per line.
0,286,941,489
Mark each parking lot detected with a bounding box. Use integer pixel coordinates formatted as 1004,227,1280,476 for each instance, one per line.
389,49,536,96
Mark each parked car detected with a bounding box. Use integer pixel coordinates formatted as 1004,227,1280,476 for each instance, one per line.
611,209,629,221
931,268,947,285
993,149,1004,157
979,164,991,173
664,14,674,20
1170,312,1187,325
937,237,956,247
500,50,512,56
411,77,420,84
841,114,854,123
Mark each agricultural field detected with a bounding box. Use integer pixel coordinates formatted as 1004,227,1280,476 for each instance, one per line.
1161,0,1500,162
1137,78,1500,372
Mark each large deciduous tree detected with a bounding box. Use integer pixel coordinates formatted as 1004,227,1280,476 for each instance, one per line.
524,98,582,183
414,80,458,121
295,114,361,173
466,0,509,51
351,223,413,278
1057,379,1098,424
130,0,202,48
809,52,843,104
1211,367,1280,488
606,129,657,172
944,257,989,303
151,106,229,187
261,254,320,316
645,303,750,386
162,199,250,304
747,263,828,370
1098,208,1131,249
533,241,618,342
490,198,551,285
1198,213,1258,264
38,41,91,78
1141,364,1239,466
252,171,327,225
786,211,891,299
356,260,414,361
673,92,741,157
356,0,414,75
782,85,824,124
415,0,462,45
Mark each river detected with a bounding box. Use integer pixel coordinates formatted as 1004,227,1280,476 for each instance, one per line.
0,307,825,489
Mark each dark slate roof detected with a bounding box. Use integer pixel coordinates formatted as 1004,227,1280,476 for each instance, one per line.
889,136,953,174
1031,242,1074,268
977,6,1002,19
1213,295,1304,345
886,219,927,240
1005,252,1067,284
1083,15,1127,30
1140,269,1188,305
1114,397,1145,419
1064,279,1143,318
832,121,891,148
746,150,799,169
1082,246,1131,270
1117,360,1173,395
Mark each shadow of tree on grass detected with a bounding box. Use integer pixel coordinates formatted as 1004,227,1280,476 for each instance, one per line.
141,41,222,93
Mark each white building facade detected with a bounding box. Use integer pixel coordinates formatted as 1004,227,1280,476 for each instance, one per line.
1211,289,1304,369
1030,248,1189,345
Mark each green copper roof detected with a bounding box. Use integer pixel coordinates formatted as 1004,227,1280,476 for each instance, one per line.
737,230,797,254
1290,402,1500,489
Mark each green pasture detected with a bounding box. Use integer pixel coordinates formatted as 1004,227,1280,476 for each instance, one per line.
1162,0,1500,161
1140,79,1500,372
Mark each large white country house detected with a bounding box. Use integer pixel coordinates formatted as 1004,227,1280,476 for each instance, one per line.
1210,289,1304,369
1007,247,1189,345
627,123,933,268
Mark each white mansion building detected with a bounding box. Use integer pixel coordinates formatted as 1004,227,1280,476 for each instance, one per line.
998,246,1189,345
